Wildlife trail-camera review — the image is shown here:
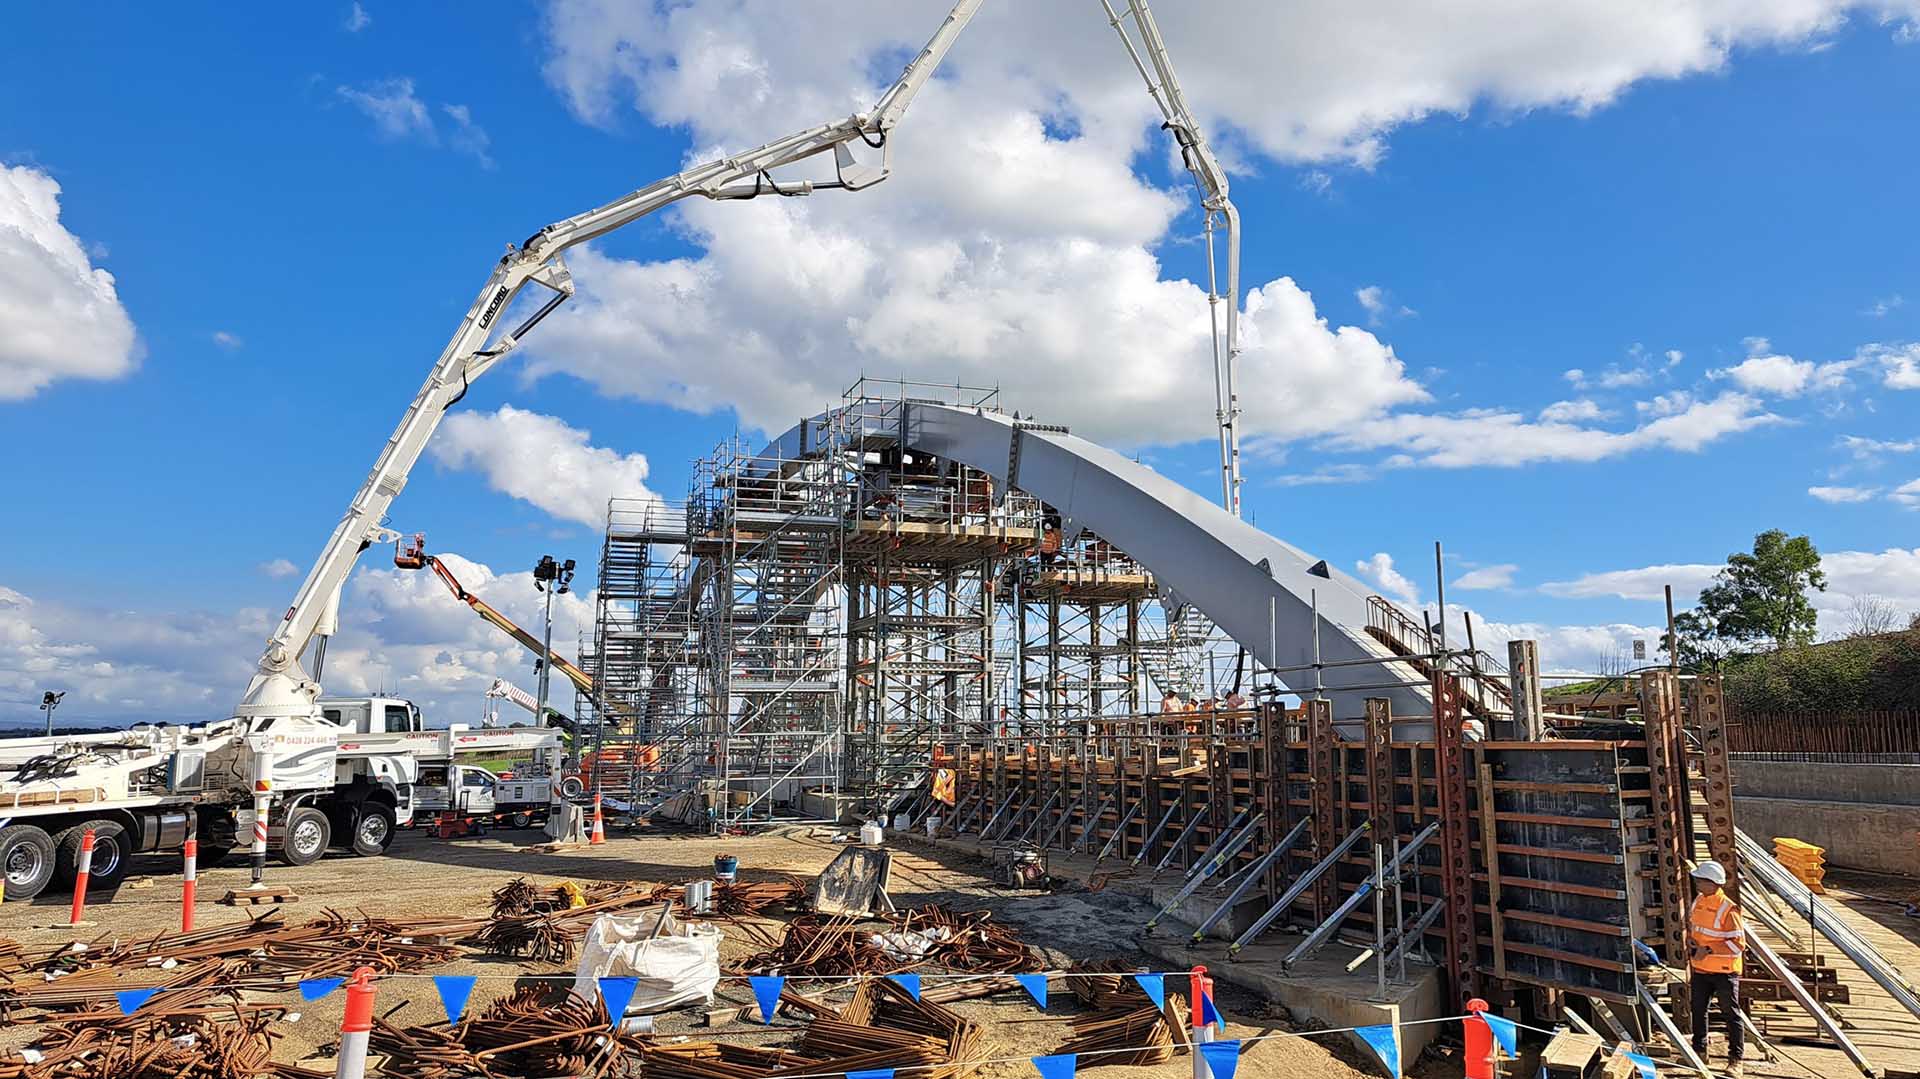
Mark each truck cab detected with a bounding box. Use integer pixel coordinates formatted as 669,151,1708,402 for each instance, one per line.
316,695,422,844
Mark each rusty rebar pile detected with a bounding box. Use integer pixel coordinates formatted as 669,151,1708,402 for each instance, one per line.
0,1001,325,1079
741,905,1034,977
368,985,646,1078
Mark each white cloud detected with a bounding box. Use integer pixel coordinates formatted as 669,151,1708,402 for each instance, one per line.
0,164,141,400
539,0,1911,168
441,104,494,168
1541,563,1720,602
1863,294,1904,317
0,554,597,728
430,405,656,527
1893,479,1920,510
346,2,371,32
1354,552,1420,605
1447,609,1666,677
1452,564,1518,590
1860,342,1920,389
1839,434,1920,458
335,79,493,165
1665,349,1685,367
336,77,432,140
1567,364,1654,391
212,330,243,351
1539,399,1608,423
1355,284,1412,326
1540,547,1920,635
258,558,300,578
1808,484,1878,503
1711,341,1858,397
1327,391,1780,469
526,0,1916,454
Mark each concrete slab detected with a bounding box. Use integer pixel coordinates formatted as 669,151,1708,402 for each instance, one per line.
897,830,1451,1063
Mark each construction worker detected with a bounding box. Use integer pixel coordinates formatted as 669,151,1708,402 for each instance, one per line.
1687,860,1745,1077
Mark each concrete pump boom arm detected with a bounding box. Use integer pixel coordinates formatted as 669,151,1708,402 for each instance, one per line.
234,0,987,724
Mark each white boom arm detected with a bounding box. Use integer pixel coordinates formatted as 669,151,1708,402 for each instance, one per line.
485,678,539,717
237,0,987,726
1101,0,1244,516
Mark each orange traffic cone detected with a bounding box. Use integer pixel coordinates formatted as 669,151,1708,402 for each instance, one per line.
590,792,606,845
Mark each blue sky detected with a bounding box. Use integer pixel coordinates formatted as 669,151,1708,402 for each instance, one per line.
3,2,1917,724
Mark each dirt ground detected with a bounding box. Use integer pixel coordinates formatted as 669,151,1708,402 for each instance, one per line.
0,823,1396,1079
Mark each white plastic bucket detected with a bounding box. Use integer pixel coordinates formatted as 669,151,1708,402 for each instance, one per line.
924,815,941,837
860,821,885,845
893,812,912,831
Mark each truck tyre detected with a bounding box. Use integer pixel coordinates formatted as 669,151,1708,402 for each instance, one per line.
349,803,396,857
196,838,234,868
0,824,57,900
560,775,585,799
55,820,132,892
507,811,533,830
277,807,331,867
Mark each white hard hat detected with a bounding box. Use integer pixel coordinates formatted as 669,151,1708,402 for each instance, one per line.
1690,860,1727,885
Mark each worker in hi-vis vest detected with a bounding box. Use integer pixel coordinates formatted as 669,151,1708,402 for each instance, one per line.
1687,860,1745,1077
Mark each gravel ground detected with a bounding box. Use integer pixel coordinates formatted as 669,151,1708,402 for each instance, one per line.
0,823,1391,1078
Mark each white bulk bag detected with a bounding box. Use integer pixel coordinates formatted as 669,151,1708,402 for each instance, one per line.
572,908,723,1016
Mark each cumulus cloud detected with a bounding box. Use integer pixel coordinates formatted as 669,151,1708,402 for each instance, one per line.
1539,399,1608,423
1452,564,1518,590
0,164,141,399
1860,342,1920,389
1354,552,1420,606
1894,479,1920,510
1808,484,1877,503
525,1,1909,456
431,405,656,527
0,554,596,728
1712,341,1857,397
258,558,300,578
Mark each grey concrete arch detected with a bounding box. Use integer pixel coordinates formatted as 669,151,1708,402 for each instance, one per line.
762,400,1432,726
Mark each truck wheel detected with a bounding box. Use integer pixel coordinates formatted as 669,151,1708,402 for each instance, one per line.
349,803,396,857
196,839,234,868
277,807,331,867
507,811,533,830
560,776,585,799
0,825,57,900
55,820,132,892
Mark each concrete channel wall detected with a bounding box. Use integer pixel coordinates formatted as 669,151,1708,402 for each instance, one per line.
1733,759,1920,876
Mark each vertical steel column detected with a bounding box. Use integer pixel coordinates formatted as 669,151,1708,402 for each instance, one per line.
1363,699,1394,842
1507,639,1544,740
1639,670,1692,965
1306,697,1338,921
1692,673,1740,903
1432,671,1480,1005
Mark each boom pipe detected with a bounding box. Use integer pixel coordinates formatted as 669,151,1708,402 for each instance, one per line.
237,0,988,719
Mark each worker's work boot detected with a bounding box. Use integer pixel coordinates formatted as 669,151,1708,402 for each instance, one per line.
1723,1059,1744,1079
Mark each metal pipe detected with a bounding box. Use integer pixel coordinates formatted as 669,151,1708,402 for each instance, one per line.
1228,821,1369,956
1190,817,1310,943
991,794,1035,841
1744,929,1875,1077
1096,802,1143,862
1131,801,1184,868
1146,813,1266,932
1739,828,1920,1022
1153,803,1215,874
1016,791,1062,845
1184,807,1258,882
1075,794,1117,852
1384,898,1446,970
1283,822,1438,969
1636,981,1716,1079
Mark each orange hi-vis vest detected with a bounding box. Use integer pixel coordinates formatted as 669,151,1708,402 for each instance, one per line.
1689,891,1744,975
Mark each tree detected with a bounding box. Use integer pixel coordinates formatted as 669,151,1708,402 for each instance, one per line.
1842,594,1901,639
1671,529,1827,663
